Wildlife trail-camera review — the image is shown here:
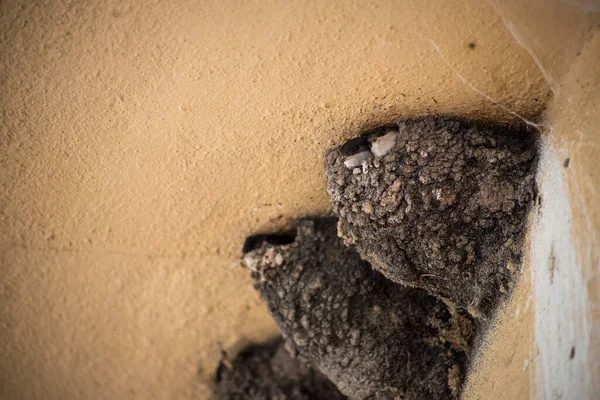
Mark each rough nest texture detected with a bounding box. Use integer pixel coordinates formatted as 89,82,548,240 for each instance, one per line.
213,339,346,400
244,218,474,400
326,117,537,317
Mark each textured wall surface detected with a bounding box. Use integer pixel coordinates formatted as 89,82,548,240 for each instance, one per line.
0,0,597,399
462,3,600,399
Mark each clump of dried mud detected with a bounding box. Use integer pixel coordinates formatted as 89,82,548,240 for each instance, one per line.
214,339,346,400
221,117,537,400
326,117,537,317
243,219,474,400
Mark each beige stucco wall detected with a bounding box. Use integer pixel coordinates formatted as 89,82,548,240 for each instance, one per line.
464,3,600,399
0,1,597,399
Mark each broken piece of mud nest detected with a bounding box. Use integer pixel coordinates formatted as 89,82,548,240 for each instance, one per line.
214,338,346,400
243,218,475,400
326,117,537,318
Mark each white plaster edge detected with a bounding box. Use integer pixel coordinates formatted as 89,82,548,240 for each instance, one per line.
531,135,591,400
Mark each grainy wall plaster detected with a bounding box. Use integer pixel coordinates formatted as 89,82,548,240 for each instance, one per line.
0,0,597,399
531,30,600,399
463,3,599,399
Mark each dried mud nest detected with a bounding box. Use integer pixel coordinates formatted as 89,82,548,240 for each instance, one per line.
215,117,537,400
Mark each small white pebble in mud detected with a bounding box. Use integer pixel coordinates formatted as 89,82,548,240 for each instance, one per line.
341,136,373,169
275,253,284,265
344,150,373,169
243,254,259,272
369,129,399,157
432,187,457,206
362,201,374,214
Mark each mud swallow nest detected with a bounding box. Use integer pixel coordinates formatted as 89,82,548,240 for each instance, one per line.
217,117,537,400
